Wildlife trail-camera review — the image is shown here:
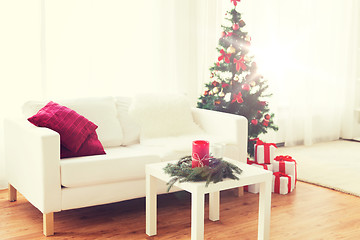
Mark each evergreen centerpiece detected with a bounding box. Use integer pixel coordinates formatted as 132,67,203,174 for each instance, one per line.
164,156,242,191
197,0,278,156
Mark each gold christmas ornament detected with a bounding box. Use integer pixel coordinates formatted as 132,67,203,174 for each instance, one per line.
250,81,256,87
233,75,239,81
227,45,236,54
213,87,220,94
219,91,225,97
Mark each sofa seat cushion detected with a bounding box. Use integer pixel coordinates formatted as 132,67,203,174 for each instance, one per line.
60,145,161,188
60,133,233,188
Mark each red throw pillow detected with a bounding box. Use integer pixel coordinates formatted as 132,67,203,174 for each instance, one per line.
60,131,106,158
28,101,98,153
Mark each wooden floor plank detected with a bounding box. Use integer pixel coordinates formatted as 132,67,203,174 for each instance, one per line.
0,182,359,239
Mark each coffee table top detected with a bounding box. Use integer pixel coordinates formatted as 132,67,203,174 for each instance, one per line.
146,158,272,194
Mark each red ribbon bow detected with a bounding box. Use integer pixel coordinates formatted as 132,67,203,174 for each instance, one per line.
231,91,243,103
233,57,246,72
246,158,270,170
218,49,231,63
273,172,292,194
274,155,297,183
255,140,277,164
192,152,209,167
231,0,241,6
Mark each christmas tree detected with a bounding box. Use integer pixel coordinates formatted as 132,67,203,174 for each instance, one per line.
197,0,278,157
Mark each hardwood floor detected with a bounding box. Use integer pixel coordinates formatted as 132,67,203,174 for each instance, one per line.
1,182,359,239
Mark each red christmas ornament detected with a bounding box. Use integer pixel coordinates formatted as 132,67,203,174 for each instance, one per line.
218,49,231,63
232,23,239,31
231,0,241,6
226,32,233,37
239,20,246,27
222,82,229,88
231,92,243,104
204,90,209,96
212,81,219,87
263,119,269,126
221,31,226,38
241,83,250,91
233,57,246,72
251,119,258,125
265,114,271,120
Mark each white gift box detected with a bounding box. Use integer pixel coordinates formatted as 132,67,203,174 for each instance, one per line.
255,144,276,164
272,173,295,195
273,160,296,177
246,163,273,194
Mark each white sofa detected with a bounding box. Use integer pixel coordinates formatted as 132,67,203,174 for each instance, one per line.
4,95,248,236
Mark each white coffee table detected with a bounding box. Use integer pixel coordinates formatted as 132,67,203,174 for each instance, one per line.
145,158,272,240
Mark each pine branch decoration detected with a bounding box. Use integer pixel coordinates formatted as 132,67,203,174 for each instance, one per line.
163,156,242,191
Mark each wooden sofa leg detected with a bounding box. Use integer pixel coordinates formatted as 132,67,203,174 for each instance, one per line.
8,184,17,202
43,213,54,236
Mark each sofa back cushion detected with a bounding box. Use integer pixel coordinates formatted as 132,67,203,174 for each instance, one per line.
23,97,124,147
129,93,202,140
115,97,141,145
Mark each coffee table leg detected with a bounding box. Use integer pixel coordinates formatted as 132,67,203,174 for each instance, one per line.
191,191,205,240
258,177,272,240
209,191,220,221
146,174,157,236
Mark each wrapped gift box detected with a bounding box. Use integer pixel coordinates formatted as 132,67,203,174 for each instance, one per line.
254,140,277,164
272,172,295,195
245,159,273,194
273,155,297,182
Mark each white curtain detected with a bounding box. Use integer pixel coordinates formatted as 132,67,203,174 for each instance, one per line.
44,0,221,103
239,0,359,146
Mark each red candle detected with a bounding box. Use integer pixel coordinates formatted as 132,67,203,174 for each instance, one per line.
192,140,209,168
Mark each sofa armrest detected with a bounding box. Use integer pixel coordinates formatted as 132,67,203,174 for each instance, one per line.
4,118,62,214
191,108,248,162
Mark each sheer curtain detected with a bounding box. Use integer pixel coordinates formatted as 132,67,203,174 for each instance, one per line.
239,0,359,146
0,0,220,189
44,0,221,103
